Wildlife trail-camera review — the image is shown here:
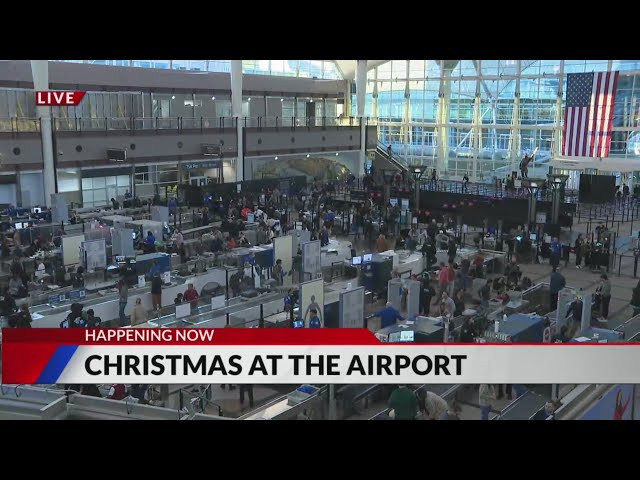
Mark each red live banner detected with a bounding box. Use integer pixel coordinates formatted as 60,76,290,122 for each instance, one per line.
35,91,86,107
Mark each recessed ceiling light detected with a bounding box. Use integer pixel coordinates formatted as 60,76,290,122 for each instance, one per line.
306,154,310,158
280,98,284,102
275,156,278,160
248,97,251,101
211,96,216,100
335,152,339,156
171,95,175,99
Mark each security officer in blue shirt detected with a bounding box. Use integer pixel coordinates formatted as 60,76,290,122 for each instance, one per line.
308,308,322,328
144,231,156,253
284,289,298,312
370,302,404,328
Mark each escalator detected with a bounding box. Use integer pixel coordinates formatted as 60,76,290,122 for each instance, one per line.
374,142,409,173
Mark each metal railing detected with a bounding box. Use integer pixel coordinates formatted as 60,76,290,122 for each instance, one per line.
377,141,409,170
178,385,223,417
0,116,376,134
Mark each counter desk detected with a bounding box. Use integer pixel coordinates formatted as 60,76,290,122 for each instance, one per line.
148,290,285,329
573,327,624,343
28,267,232,328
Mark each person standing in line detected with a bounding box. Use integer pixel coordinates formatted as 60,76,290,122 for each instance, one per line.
118,279,128,327
550,237,561,269
479,384,496,420
183,283,200,313
151,272,163,311
440,291,456,318
549,267,565,311
436,262,452,303
239,384,254,408
574,234,584,269
174,229,184,250
16,303,32,328
376,234,388,253
130,297,148,326
478,279,491,307
272,259,285,286
420,277,436,316
447,237,458,265
598,274,612,321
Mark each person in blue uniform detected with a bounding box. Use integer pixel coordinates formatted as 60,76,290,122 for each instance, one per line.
308,308,322,328
144,230,156,253
371,302,404,328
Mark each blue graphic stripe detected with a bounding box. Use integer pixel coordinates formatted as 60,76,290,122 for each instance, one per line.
36,345,79,384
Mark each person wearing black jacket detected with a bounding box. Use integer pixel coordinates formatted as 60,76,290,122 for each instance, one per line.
565,296,583,336
532,401,556,420
85,309,102,328
0,287,17,319
447,238,458,264
459,316,477,343
453,289,465,317
80,385,102,397
151,273,163,311
420,278,435,316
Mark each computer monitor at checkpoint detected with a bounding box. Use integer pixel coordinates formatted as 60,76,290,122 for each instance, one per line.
352,256,362,266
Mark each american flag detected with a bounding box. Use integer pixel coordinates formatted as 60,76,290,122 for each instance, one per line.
562,71,619,157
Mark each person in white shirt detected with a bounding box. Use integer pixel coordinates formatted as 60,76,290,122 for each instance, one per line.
174,230,184,248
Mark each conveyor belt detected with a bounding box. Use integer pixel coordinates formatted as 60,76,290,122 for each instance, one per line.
495,390,548,420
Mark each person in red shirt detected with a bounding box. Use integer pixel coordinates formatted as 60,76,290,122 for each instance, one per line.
437,262,452,302
183,283,199,313
107,384,126,400
227,236,237,250
184,283,199,303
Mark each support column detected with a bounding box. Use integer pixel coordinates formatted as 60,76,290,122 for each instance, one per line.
356,60,368,178
231,60,244,183
472,94,481,181
438,68,452,176
403,60,410,162
30,60,56,207
554,61,565,160
372,68,379,119
131,164,136,197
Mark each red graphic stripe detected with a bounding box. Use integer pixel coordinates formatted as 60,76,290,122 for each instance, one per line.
2,342,61,384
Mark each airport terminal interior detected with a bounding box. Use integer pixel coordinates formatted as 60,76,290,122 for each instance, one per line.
0,59,639,420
